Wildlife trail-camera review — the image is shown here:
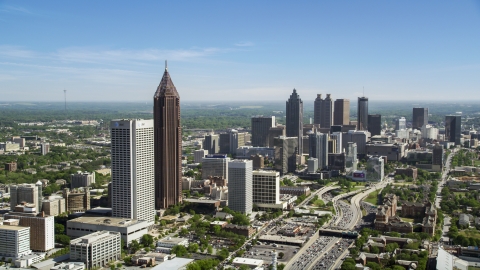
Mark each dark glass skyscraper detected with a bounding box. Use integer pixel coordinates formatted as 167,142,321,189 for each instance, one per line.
445,115,461,146
368,114,382,136
357,97,369,131
286,89,303,154
251,116,275,147
412,108,429,129
154,65,182,209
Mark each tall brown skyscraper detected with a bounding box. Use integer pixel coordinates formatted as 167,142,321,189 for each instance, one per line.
154,64,182,209
333,99,350,125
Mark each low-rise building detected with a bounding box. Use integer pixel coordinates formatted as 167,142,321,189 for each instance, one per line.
67,216,149,245
232,257,263,269
70,231,121,269
156,237,188,248
50,262,85,270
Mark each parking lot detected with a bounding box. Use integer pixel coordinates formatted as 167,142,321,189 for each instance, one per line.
244,243,299,263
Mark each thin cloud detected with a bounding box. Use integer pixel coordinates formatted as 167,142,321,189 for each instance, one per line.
0,46,37,59
235,42,254,47
0,5,32,14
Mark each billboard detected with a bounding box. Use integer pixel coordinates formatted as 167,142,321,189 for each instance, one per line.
353,172,365,178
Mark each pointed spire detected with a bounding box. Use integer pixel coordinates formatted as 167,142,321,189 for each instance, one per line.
154,60,179,98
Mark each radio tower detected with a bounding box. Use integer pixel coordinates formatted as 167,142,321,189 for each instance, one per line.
64,90,67,112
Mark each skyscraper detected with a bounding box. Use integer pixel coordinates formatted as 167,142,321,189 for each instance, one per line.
252,170,281,209
154,64,182,209
228,160,253,214
308,132,329,170
334,99,350,126
314,94,333,129
203,134,219,154
395,117,406,130
286,89,303,154
274,136,298,175
445,115,461,146
251,116,275,147
111,119,155,224
412,108,429,129
357,97,369,131
368,114,382,136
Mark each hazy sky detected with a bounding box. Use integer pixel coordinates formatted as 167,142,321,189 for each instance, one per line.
1,1,480,102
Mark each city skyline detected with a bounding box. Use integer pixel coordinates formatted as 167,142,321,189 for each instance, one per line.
1,1,480,102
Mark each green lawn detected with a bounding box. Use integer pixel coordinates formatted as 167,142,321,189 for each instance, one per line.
401,217,414,223
364,190,379,205
459,229,480,240
474,160,480,166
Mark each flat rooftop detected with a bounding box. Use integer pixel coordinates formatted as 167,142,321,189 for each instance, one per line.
151,258,194,270
68,216,147,227
233,257,264,266
158,237,188,245
0,224,28,231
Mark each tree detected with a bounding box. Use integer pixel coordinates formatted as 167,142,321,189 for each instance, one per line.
130,240,141,253
213,225,221,235
188,243,199,253
239,265,250,270
55,234,70,246
172,245,189,257
278,252,284,259
217,248,230,261
55,223,65,234
207,245,213,254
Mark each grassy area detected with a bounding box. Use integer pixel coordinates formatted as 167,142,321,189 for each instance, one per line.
459,229,480,240
364,190,380,205
475,160,480,166
401,217,414,223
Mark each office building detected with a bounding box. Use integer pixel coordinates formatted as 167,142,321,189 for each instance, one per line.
194,149,208,163
346,142,358,172
63,188,90,212
357,97,369,131
334,99,350,126
314,94,333,128
0,224,31,258
5,162,17,172
445,115,462,146
330,132,342,153
202,154,230,182
42,196,66,216
432,144,444,168
251,154,264,170
308,132,329,170
154,65,182,209
365,142,406,162
40,143,50,155
395,117,406,131
368,114,382,136
421,125,439,140
203,134,219,154
12,136,26,148
251,116,275,147
308,158,318,173
51,263,85,270
328,153,346,172
268,125,286,148
10,183,42,213
5,211,54,251
229,129,246,154
328,139,337,154
366,156,384,181
219,133,230,154
274,136,298,175
110,119,154,224
67,216,149,245
70,171,96,189
412,108,429,130
228,160,253,214
70,231,121,269
252,170,284,210
343,130,369,156
285,89,304,154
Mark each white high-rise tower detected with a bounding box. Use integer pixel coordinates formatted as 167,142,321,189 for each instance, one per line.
228,160,253,214
111,119,155,225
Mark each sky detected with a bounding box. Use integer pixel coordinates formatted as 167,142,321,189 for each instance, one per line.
1,1,480,102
